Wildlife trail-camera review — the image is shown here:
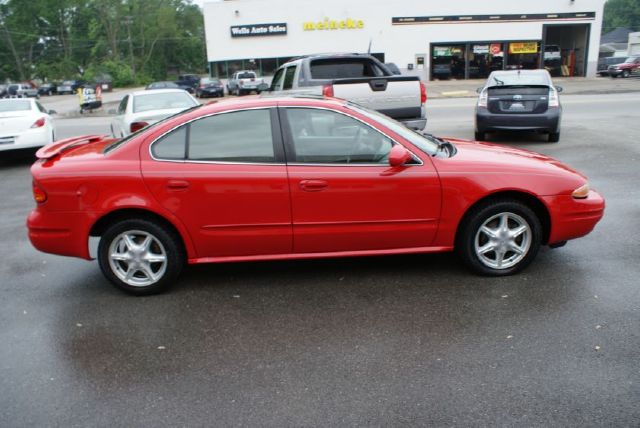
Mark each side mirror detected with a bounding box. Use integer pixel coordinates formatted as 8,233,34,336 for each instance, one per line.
555,86,563,93
476,87,483,94
107,109,117,115
48,109,57,115
388,145,412,167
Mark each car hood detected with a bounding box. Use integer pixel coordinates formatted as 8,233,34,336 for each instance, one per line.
444,138,584,176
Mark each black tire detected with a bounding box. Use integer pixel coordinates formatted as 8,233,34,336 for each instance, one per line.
456,199,542,276
548,131,560,143
611,74,618,79
98,219,185,295
474,131,485,141
622,70,630,78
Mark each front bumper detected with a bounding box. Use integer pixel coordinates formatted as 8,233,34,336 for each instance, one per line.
608,69,625,76
476,107,561,133
542,190,605,245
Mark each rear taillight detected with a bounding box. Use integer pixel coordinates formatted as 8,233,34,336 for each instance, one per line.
322,84,334,98
420,81,427,104
32,180,47,203
477,89,488,108
130,121,148,133
31,117,46,128
548,88,559,108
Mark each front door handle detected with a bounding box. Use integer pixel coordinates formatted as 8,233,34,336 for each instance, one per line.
299,179,328,192
166,179,190,191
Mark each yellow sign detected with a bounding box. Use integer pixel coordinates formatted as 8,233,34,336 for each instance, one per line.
303,18,364,31
509,42,538,54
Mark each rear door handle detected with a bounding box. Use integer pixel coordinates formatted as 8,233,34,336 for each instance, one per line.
299,179,328,192
166,179,190,191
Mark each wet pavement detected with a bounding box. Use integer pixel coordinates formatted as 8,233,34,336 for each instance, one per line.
1,92,638,426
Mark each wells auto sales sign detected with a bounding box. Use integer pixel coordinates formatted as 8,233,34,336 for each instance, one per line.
230,23,287,38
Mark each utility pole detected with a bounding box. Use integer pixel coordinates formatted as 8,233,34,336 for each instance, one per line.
122,16,136,82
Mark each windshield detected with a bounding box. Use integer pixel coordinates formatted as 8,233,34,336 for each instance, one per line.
238,72,256,79
486,72,550,87
0,100,32,112
346,103,439,156
62,80,74,85
133,92,197,113
104,104,203,154
624,57,638,63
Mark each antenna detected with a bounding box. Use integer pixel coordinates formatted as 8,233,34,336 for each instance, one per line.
367,38,372,54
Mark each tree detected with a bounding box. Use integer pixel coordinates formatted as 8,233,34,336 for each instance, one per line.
603,0,640,33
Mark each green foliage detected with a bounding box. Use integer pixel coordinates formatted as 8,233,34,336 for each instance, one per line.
603,0,640,33
0,0,206,84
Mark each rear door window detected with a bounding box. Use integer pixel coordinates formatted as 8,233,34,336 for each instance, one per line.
188,109,275,163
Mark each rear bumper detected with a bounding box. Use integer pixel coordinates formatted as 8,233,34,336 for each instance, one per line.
0,127,51,152
542,190,605,245
27,209,94,260
476,107,561,133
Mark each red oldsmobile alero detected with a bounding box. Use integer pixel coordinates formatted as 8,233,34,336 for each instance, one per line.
27,96,604,294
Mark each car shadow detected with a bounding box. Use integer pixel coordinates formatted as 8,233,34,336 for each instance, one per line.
0,148,38,168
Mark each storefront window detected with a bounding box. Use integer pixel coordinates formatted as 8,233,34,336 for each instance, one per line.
431,44,466,80
506,41,540,70
469,43,504,79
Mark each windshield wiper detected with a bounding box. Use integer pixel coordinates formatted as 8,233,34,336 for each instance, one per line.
418,132,457,157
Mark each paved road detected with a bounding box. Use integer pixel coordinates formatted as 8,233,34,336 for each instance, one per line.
1,93,638,426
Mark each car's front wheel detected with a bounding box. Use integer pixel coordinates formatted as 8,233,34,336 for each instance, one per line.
457,200,541,276
622,69,630,78
98,219,185,295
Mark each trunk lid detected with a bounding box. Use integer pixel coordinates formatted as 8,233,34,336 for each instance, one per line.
487,85,550,114
0,112,40,135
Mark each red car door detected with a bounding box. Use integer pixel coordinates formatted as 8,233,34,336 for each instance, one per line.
280,107,441,254
141,108,292,259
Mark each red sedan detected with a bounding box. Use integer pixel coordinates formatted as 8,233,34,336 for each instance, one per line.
27,96,604,294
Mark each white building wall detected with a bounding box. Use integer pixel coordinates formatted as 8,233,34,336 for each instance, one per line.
203,0,605,78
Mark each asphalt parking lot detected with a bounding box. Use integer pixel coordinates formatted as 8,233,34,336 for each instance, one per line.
1,91,639,426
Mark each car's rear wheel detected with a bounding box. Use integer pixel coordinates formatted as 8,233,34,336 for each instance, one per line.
98,219,185,295
474,131,485,141
457,200,541,276
548,131,560,143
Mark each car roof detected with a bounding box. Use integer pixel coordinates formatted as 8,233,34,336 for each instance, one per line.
130,88,191,97
194,94,347,113
0,97,34,105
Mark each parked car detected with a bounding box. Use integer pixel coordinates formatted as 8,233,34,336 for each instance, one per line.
27,96,604,295
0,98,56,151
95,74,113,92
6,83,39,98
267,53,427,130
227,70,265,96
608,56,640,78
175,74,200,94
38,82,58,96
196,77,224,98
0,84,7,98
110,88,199,137
146,81,180,90
475,69,563,142
57,80,85,95
597,56,627,76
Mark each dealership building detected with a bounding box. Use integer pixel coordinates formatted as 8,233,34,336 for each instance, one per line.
203,0,606,80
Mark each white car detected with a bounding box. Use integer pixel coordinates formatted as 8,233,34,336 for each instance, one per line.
0,98,56,152
110,89,199,137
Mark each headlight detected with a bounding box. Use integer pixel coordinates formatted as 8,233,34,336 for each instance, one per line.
572,183,590,199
